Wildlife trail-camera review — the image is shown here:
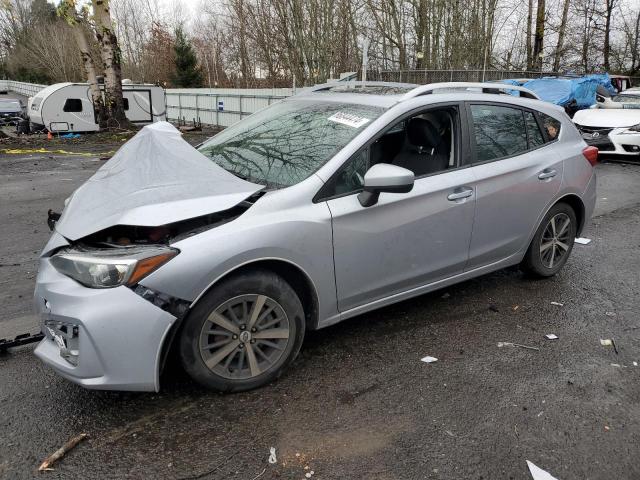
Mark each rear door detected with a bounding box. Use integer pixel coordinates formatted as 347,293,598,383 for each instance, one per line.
464,103,563,270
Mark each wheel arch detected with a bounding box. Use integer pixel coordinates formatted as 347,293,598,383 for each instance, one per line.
190,258,320,332
555,193,586,235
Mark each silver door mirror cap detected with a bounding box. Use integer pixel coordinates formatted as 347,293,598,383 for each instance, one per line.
358,163,415,207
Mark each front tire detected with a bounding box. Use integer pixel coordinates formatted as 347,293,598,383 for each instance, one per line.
521,202,577,278
179,270,305,392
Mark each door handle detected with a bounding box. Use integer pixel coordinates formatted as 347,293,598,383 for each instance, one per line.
447,187,474,201
538,169,557,180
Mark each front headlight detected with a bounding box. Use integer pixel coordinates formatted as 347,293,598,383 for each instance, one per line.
627,123,640,132
50,246,178,288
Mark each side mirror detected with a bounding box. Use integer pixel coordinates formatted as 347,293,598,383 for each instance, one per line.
357,163,415,207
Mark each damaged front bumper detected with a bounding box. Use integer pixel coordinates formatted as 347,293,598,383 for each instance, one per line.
34,257,178,392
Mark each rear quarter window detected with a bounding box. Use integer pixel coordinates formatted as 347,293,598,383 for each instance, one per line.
538,113,561,141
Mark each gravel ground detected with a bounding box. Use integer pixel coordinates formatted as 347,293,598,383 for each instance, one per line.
0,138,639,480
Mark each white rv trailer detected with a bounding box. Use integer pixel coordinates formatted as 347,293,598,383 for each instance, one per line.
28,82,166,132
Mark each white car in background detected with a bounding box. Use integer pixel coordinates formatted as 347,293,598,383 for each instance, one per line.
573,87,640,156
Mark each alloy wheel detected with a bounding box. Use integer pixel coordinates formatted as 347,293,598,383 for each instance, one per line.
539,212,572,269
198,294,291,380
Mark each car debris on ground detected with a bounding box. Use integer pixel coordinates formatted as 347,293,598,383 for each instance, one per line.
420,356,438,363
600,338,619,354
545,334,559,340
574,237,592,245
526,460,559,480
268,447,277,464
550,301,564,306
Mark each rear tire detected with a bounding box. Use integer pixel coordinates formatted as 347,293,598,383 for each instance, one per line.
521,202,577,278
179,270,305,392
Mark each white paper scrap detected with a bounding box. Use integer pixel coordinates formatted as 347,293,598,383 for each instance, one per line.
526,460,559,480
268,447,277,464
633,361,638,367
574,237,592,245
421,356,438,363
550,302,564,307
327,112,370,128
545,334,558,340
600,339,613,346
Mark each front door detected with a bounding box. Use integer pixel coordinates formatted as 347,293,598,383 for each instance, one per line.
328,169,476,312
323,104,476,312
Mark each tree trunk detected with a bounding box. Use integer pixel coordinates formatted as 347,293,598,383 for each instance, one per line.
57,0,107,128
532,0,545,70
92,0,129,128
603,0,615,71
553,0,570,72
74,26,107,128
526,0,533,70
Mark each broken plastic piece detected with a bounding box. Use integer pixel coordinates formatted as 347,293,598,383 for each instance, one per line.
550,301,564,306
526,460,559,480
600,338,619,354
421,356,438,363
574,237,592,245
545,334,558,340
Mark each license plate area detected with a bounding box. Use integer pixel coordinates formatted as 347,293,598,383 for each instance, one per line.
44,320,79,366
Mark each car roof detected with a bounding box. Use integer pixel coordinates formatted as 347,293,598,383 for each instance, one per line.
289,81,542,109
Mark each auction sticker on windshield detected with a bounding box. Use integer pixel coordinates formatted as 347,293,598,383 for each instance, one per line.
328,112,371,128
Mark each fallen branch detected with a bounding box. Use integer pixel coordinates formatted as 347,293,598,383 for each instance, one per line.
38,433,88,471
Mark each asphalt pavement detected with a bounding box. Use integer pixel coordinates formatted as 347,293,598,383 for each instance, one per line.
1,145,639,479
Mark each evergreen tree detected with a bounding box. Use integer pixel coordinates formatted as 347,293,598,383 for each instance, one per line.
172,27,203,87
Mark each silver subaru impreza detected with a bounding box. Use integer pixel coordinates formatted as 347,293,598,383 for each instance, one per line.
34,82,597,392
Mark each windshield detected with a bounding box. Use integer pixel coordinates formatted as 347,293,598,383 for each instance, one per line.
197,100,384,188
613,94,640,104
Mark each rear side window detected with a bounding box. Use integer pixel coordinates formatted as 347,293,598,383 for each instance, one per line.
123,98,129,110
470,104,528,162
539,113,561,141
525,111,545,148
63,98,82,112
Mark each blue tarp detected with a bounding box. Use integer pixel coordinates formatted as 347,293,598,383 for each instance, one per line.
499,74,616,108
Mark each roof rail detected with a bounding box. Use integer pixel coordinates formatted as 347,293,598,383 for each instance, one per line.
400,82,540,101
303,81,417,94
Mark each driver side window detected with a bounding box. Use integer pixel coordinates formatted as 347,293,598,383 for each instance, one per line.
323,149,369,198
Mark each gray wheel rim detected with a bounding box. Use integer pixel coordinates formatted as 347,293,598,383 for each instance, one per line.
539,212,572,269
199,294,290,380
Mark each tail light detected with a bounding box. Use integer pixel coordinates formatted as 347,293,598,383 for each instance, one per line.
582,146,598,166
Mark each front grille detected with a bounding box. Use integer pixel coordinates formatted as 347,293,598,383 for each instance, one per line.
577,125,615,150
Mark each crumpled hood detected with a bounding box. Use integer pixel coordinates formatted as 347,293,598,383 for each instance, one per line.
55,122,263,241
573,108,640,128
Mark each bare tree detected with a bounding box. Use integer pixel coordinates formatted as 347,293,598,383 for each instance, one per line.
552,0,571,71
58,0,106,128
92,0,128,126
603,0,617,70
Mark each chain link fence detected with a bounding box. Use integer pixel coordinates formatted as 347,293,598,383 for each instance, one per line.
367,69,640,85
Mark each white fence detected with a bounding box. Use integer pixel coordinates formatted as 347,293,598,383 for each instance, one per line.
166,88,294,127
0,79,294,127
0,80,47,97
